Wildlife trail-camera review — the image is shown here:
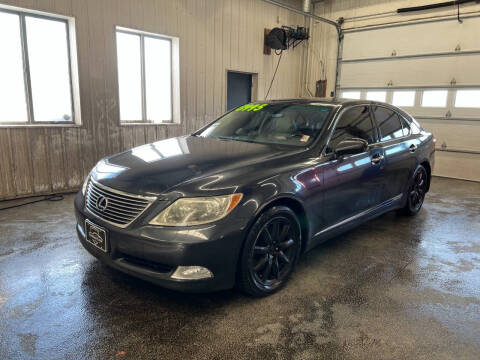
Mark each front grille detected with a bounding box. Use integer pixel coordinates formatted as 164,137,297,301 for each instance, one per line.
85,179,156,227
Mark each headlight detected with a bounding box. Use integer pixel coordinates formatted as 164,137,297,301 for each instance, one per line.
81,175,90,196
149,194,243,226
82,163,101,196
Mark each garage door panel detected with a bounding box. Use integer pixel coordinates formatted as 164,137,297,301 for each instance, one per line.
340,54,480,87
433,151,480,181
340,16,480,181
418,119,480,152
342,16,480,60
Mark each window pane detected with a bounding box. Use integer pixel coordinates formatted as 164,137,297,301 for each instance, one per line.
366,91,386,102
26,16,72,122
373,107,403,141
329,106,376,150
144,36,172,122
455,89,480,108
0,12,28,123
341,91,360,100
117,32,142,121
392,91,415,107
422,90,447,107
199,104,331,147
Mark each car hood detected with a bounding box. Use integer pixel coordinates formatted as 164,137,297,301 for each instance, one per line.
92,136,302,195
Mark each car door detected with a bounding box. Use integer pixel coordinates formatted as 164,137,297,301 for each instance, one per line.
321,105,385,229
371,105,416,202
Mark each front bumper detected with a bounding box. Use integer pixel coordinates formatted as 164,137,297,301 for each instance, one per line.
74,193,248,292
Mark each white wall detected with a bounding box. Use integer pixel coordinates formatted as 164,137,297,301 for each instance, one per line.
0,0,308,200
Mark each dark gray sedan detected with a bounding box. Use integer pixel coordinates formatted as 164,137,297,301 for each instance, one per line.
74,98,435,296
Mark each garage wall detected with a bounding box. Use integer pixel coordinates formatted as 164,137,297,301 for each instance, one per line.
307,0,480,182
0,0,306,200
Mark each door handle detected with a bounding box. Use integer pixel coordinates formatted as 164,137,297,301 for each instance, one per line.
371,154,384,165
409,144,417,153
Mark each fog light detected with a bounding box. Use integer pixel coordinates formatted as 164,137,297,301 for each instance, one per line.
171,266,213,280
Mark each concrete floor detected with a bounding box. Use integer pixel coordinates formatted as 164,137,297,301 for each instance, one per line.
0,177,479,360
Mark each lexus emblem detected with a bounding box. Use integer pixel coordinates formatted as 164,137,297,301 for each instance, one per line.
96,196,109,212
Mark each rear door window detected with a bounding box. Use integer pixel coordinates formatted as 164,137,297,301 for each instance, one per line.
373,106,404,141
328,106,377,151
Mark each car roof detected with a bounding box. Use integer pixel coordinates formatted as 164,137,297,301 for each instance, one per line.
254,97,388,107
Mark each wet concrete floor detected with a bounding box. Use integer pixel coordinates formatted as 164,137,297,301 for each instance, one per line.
0,177,479,359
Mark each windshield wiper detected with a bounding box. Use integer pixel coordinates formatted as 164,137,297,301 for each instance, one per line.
215,136,235,141
218,136,259,144
231,137,257,144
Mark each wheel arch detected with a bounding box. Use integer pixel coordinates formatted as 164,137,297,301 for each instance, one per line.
420,160,432,191
249,195,310,254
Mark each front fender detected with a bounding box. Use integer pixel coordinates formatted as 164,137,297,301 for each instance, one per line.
236,173,313,248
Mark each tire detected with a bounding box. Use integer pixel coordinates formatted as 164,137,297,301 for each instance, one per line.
238,206,302,297
399,165,428,216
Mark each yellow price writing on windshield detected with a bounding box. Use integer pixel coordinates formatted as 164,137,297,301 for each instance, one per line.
235,103,268,112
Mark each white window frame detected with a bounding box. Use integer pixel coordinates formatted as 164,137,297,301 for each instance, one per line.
454,89,480,109
339,87,480,121
452,88,480,119
420,89,449,108
340,90,361,100
365,90,387,102
115,26,180,125
0,4,81,127
391,90,416,108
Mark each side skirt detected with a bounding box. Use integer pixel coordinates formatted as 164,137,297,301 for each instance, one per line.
306,194,403,252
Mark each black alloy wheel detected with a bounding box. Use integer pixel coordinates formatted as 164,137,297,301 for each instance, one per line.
400,165,428,216
238,206,301,296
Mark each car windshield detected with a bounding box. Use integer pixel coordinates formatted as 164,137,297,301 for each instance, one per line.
197,103,332,147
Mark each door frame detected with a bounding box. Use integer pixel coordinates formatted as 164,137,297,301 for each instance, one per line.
225,69,258,112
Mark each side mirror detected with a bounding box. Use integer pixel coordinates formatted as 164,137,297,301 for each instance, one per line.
334,138,368,157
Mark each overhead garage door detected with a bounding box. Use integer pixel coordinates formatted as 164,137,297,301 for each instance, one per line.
337,15,480,182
